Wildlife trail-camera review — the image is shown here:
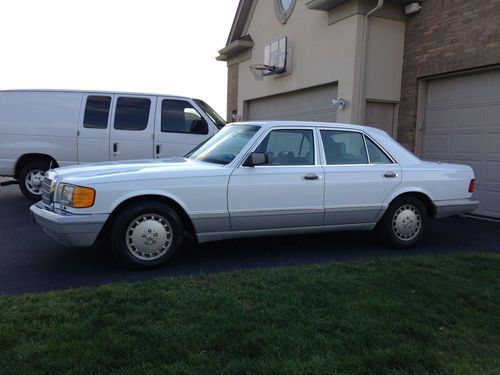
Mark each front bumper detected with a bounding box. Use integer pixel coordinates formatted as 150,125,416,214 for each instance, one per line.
30,202,109,247
434,198,480,219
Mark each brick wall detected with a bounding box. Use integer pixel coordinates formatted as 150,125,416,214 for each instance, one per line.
398,0,500,151
226,64,239,121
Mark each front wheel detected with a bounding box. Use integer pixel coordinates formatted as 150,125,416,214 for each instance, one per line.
377,196,428,248
110,201,184,269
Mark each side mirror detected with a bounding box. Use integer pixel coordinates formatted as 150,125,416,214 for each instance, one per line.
243,152,268,167
190,119,209,134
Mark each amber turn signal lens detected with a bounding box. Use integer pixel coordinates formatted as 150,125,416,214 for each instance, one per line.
72,186,96,208
468,179,475,193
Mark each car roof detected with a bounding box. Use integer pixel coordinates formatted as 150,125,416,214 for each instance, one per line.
0,89,193,100
229,120,383,134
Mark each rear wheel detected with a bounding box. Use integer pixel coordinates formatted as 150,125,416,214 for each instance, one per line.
18,160,51,201
110,201,184,269
377,196,428,248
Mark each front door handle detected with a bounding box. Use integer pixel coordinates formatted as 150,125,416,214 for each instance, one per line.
303,174,320,180
384,171,398,178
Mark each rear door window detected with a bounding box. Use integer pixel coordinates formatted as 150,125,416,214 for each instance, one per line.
321,130,368,165
114,97,151,131
83,96,111,129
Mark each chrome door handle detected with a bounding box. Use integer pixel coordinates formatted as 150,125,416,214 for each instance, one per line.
303,174,320,180
384,171,397,178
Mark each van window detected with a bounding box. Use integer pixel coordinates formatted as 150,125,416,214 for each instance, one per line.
161,100,208,135
83,96,111,129
114,97,151,131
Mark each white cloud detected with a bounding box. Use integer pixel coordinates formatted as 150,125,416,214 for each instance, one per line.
0,0,239,118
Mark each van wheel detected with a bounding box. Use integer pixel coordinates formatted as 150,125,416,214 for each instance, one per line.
377,196,428,248
19,161,50,201
110,201,184,269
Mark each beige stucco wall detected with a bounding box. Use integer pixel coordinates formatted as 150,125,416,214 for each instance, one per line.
229,0,406,124
232,1,362,123
365,17,406,102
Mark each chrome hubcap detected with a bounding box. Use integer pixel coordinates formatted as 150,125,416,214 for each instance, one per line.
392,204,421,241
25,169,45,195
126,213,172,261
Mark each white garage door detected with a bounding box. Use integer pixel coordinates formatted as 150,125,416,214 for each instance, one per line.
247,84,337,122
422,69,500,218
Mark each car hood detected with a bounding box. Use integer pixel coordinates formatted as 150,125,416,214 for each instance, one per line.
51,157,228,185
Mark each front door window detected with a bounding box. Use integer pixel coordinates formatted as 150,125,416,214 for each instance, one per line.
255,129,314,165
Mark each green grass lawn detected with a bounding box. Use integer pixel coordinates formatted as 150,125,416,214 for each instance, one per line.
0,253,499,374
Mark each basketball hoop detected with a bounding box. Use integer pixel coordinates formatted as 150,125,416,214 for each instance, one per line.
249,64,275,81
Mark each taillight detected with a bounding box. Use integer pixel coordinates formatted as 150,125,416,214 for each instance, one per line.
468,179,475,193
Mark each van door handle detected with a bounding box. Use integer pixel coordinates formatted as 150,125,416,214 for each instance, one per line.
303,174,320,180
113,143,119,154
384,171,398,178
156,144,161,157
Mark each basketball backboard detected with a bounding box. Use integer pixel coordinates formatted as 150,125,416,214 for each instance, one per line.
263,36,287,75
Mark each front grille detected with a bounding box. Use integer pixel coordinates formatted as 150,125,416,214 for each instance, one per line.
41,177,53,208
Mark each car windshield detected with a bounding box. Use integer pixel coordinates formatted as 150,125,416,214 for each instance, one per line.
194,99,226,129
187,124,261,165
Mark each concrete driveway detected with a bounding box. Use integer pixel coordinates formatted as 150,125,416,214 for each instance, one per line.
1,177,499,295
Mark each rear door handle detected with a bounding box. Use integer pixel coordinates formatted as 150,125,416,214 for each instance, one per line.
156,144,161,157
113,142,119,154
303,174,320,180
384,171,398,178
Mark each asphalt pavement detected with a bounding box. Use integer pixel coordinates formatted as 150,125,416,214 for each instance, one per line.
1,177,499,295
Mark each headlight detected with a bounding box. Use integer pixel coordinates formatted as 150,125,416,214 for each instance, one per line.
57,184,95,208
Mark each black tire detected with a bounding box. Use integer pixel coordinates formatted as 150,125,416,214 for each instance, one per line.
18,160,51,201
377,196,428,249
110,201,184,269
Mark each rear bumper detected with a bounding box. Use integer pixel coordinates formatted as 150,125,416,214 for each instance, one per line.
434,198,480,219
30,202,108,247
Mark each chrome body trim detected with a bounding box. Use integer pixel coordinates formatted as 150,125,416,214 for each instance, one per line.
324,205,382,225
197,223,377,243
433,198,479,218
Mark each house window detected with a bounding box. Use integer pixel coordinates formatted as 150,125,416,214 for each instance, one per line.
274,0,296,24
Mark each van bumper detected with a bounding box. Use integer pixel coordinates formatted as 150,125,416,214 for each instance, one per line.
30,202,108,247
434,198,480,219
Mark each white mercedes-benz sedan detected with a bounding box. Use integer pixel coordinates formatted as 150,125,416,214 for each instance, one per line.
31,121,479,268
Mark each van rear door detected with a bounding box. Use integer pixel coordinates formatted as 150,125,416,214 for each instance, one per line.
153,97,215,158
78,93,112,162
110,95,156,161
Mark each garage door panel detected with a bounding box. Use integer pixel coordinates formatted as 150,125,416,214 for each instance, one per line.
423,134,451,155
482,190,500,217
425,109,452,130
422,69,500,218
485,162,500,183
454,133,483,155
456,75,487,105
456,106,485,128
486,105,500,126
487,74,500,101
426,81,455,107
247,84,337,122
486,133,500,155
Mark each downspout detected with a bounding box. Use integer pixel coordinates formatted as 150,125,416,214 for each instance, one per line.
357,0,384,123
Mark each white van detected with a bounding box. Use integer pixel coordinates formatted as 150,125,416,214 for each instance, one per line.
0,90,225,200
